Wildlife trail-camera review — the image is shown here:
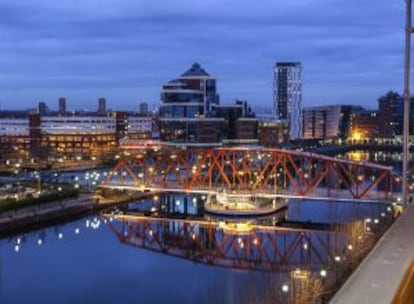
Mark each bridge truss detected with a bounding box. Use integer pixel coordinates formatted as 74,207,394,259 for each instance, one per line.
102,147,398,201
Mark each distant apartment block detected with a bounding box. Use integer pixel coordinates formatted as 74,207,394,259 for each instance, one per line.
38,102,49,115
273,62,302,139
349,110,379,139
139,102,149,116
378,91,401,137
58,97,66,116
236,118,258,141
257,119,289,147
98,97,107,114
0,112,152,163
377,91,414,137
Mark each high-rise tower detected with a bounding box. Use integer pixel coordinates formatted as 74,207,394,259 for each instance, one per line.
273,62,303,139
58,97,66,116
98,97,106,114
139,102,149,115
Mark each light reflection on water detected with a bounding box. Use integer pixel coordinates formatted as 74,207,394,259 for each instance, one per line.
0,193,394,304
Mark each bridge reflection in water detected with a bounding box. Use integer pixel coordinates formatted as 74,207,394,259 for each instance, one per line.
105,214,350,273
102,192,396,303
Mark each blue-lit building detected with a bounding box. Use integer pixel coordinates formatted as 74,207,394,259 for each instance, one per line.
159,63,257,146
160,63,219,119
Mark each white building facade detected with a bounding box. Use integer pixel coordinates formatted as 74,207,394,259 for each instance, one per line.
273,62,303,139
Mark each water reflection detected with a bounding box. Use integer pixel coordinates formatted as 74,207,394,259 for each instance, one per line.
102,192,395,303
1,193,397,304
105,214,347,273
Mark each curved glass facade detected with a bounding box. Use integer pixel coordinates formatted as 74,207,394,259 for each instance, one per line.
159,105,203,118
161,91,204,104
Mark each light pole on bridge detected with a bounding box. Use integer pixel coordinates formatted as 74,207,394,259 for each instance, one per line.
403,0,412,205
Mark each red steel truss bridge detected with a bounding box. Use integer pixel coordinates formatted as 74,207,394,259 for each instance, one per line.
101,147,401,202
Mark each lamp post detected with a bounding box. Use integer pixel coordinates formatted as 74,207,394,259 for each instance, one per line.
403,0,412,205
36,172,41,194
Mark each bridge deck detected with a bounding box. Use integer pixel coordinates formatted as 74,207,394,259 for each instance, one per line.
101,184,395,204
330,203,414,304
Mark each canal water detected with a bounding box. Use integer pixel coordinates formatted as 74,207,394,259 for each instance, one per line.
0,194,393,304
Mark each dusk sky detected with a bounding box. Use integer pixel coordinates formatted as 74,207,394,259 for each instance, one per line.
0,0,406,111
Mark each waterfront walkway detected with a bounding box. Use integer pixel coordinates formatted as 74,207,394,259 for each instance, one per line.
0,195,97,228
330,203,414,303
0,192,152,233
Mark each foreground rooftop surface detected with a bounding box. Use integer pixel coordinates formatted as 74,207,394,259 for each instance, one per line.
330,203,414,303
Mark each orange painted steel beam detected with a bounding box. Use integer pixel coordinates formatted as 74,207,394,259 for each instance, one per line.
101,147,397,201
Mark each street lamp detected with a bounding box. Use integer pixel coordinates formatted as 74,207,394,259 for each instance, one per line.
403,0,413,205
36,174,41,194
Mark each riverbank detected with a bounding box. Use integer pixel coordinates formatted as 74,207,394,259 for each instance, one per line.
0,159,117,174
0,194,97,235
0,187,79,213
0,191,151,236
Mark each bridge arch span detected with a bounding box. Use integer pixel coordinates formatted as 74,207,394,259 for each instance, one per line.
101,147,399,201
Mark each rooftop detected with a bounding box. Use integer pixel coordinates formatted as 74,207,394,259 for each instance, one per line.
330,203,414,304
180,62,211,78
276,62,301,67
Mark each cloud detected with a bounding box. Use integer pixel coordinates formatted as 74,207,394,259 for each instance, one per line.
0,0,406,110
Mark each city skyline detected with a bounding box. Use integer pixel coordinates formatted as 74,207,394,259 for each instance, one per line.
0,0,405,110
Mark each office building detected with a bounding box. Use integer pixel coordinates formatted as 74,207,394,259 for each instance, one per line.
302,105,363,139
159,63,257,146
159,62,222,144
213,100,257,142
160,62,219,120
273,62,303,139
0,113,152,163
349,110,379,139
